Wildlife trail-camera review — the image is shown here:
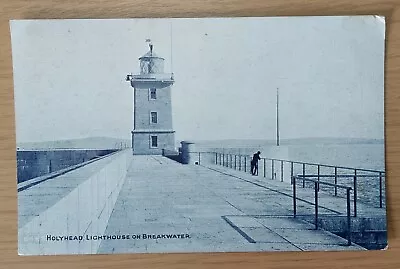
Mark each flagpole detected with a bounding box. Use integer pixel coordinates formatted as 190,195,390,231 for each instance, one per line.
276,87,280,146
170,20,173,75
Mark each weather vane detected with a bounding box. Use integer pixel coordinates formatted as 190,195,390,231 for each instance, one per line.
146,38,153,54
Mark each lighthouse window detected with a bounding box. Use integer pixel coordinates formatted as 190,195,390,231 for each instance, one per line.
150,136,158,148
150,111,158,124
150,88,157,100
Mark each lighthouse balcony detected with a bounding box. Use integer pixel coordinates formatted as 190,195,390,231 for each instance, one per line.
132,73,174,81
129,73,174,89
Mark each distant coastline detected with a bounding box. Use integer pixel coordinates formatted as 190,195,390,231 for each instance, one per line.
17,136,130,150
16,136,384,150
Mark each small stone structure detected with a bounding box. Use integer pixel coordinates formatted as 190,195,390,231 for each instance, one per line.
180,141,196,164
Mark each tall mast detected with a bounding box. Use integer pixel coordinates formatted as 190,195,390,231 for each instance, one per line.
170,20,173,75
276,87,280,146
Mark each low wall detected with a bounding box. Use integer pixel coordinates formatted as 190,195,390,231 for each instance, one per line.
162,149,181,163
299,215,387,250
17,149,118,183
18,149,131,255
175,152,216,165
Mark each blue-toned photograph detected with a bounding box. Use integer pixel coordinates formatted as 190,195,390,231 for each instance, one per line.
11,16,386,255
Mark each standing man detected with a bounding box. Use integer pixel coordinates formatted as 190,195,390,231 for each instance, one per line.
251,151,261,175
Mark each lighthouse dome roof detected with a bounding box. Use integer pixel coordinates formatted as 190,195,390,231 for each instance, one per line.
139,50,165,60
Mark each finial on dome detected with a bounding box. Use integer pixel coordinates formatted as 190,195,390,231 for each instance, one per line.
146,39,153,55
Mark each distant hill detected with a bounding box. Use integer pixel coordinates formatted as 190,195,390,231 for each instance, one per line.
17,137,131,150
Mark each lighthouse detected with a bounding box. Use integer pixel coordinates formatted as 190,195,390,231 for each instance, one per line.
126,41,175,155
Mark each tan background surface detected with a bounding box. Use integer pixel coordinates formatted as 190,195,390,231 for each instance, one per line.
0,0,399,268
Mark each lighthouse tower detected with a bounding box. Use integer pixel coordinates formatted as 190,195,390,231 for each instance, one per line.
126,41,175,155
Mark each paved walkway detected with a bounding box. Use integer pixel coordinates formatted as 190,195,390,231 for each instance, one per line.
98,156,365,254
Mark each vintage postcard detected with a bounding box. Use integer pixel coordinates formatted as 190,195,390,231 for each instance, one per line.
10,16,386,255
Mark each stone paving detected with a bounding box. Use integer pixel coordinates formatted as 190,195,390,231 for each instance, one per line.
98,156,366,254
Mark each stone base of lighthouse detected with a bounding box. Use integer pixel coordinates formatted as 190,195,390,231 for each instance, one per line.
131,130,175,155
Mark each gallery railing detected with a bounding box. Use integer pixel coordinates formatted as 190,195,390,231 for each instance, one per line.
192,152,385,215
292,175,353,246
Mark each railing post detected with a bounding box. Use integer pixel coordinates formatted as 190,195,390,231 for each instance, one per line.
256,160,259,176
334,167,338,196
290,162,294,185
230,154,233,168
244,156,247,172
234,155,237,170
263,158,266,178
239,155,241,171
281,161,284,182
347,188,352,246
198,152,201,165
222,153,224,166
317,165,320,191
315,181,318,229
215,153,217,165
379,172,383,208
272,160,274,180
293,176,297,218
354,169,357,217
302,163,305,188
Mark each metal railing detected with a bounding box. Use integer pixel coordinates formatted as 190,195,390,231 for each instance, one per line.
292,175,353,246
210,152,385,210
186,151,385,247
294,174,386,217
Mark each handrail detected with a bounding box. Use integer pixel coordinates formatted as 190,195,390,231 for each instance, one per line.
292,176,352,246
297,174,385,217
299,174,386,178
261,157,384,174
297,176,352,189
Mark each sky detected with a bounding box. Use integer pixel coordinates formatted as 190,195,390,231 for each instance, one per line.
10,16,385,143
